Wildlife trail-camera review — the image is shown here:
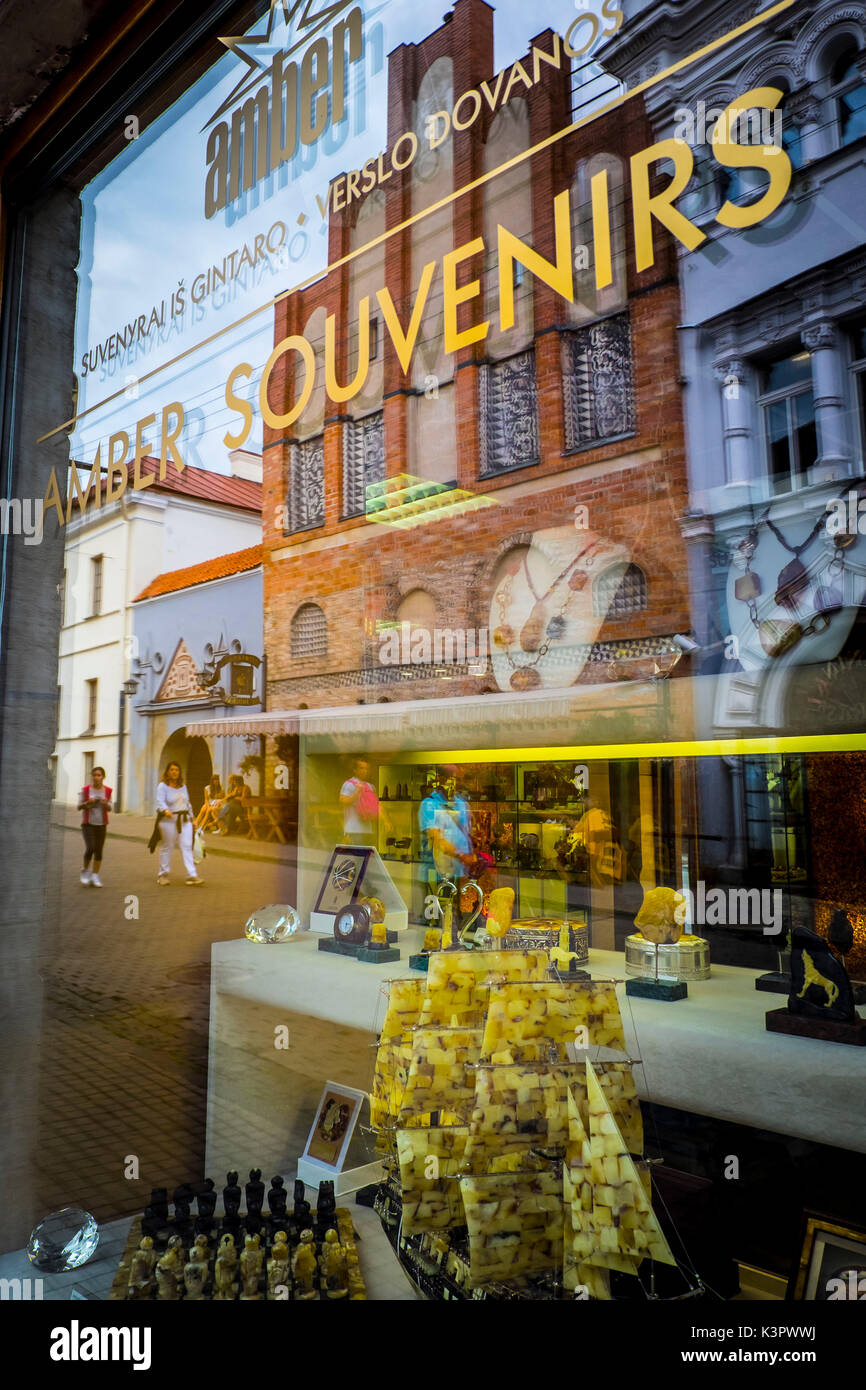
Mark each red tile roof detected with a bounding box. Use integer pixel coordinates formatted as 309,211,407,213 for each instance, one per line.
67,456,262,515
133,545,262,601
126,457,262,511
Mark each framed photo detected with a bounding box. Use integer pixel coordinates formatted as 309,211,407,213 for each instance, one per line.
788,1212,866,1300
302,1082,366,1172
313,844,373,917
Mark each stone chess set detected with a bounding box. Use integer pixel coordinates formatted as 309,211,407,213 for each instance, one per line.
110,1170,366,1301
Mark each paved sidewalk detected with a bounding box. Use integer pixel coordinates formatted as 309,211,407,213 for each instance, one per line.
53,804,295,867
27,817,298,1235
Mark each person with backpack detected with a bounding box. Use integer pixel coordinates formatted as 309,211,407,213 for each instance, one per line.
78,765,112,886
339,758,382,846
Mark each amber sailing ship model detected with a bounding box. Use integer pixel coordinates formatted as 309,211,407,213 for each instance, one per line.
367,890,699,1300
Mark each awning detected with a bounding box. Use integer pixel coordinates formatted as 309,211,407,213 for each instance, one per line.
184,678,672,751
185,711,300,737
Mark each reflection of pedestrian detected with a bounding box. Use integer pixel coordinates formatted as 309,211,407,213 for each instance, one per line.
213,774,248,836
574,797,620,887
429,770,473,882
418,773,447,897
339,758,381,846
78,766,111,887
156,761,203,886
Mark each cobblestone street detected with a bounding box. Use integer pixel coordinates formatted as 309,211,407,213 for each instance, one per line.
32,810,294,1226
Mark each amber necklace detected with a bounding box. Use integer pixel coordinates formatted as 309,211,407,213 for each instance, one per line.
493,542,602,690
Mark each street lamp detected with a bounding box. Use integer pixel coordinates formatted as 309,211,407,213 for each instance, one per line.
116,677,139,813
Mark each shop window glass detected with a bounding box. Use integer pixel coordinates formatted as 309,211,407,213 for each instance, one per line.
562,312,635,450
288,436,325,532
478,351,540,477
849,315,866,452
758,350,817,493
829,45,866,147
343,410,385,517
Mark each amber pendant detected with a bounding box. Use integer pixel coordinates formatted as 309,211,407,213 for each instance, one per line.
520,601,548,652
774,558,809,611
510,667,542,690
759,618,803,658
734,571,761,601
493,624,515,649
568,570,588,591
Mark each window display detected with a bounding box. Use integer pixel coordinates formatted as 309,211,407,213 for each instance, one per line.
1,0,865,1344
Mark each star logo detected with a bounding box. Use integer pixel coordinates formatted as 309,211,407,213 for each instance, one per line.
205,0,359,129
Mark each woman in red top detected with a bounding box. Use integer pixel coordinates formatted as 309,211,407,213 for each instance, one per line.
78,766,112,887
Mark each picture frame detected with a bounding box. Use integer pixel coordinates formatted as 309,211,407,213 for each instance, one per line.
312,844,374,917
788,1211,866,1300
301,1082,367,1173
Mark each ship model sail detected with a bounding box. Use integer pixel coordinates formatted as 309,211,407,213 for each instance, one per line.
368,946,689,1300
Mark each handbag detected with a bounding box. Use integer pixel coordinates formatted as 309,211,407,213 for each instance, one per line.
147,813,162,854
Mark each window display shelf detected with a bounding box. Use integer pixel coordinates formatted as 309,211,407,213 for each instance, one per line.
206,935,866,1179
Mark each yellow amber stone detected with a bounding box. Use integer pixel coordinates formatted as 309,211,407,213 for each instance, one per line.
634,885,686,945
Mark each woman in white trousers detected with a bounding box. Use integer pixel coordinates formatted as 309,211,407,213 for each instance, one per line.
156,761,203,885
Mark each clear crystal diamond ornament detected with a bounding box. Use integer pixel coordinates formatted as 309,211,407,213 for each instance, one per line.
27,1208,99,1272
244,904,302,943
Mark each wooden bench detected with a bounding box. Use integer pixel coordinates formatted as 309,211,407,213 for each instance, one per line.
244,797,291,844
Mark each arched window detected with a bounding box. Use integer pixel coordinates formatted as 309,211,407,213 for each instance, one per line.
291,604,327,659
827,40,866,147
396,589,437,635
569,153,627,320
593,563,647,618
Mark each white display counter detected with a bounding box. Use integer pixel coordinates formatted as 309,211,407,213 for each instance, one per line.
206,932,866,1180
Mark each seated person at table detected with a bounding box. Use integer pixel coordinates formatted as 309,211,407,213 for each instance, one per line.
195,774,225,830
213,775,249,836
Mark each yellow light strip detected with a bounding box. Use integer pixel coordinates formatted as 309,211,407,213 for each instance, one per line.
381,733,866,765
36,0,794,444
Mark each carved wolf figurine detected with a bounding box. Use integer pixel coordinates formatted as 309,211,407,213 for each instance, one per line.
788,926,855,1023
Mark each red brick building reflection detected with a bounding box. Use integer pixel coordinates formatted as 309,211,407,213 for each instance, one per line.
261,0,691,709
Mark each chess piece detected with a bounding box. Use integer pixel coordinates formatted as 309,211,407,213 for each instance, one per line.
267,1237,290,1299
155,1240,182,1301
223,1171,242,1229
245,1168,265,1235
316,1180,336,1238
171,1184,194,1239
239,1233,264,1300
183,1255,206,1301
293,1178,311,1226
195,1178,217,1234
267,1175,288,1221
142,1187,169,1238
321,1228,348,1299
292,1228,318,1299
189,1234,209,1273
213,1232,238,1300
127,1236,156,1300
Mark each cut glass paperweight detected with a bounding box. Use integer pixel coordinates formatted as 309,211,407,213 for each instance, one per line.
27,1207,100,1272
245,904,303,943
